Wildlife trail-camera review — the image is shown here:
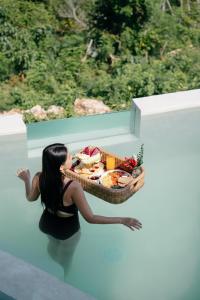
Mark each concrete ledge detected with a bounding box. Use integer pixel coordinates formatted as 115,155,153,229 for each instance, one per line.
132,89,200,116
0,114,26,136
132,89,200,137
0,250,95,300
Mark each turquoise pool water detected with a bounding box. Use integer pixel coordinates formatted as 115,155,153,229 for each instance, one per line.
0,291,15,300
0,108,200,300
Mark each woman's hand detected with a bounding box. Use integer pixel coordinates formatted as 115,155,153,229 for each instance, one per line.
121,217,142,231
16,168,30,182
16,169,40,201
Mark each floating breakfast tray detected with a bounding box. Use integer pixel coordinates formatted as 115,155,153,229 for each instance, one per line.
64,147,145,204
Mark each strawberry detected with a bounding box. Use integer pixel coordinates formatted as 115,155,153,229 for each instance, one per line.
118,155,137,172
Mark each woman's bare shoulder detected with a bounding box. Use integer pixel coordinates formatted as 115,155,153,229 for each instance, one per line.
70,180,83,191
70,180,83,195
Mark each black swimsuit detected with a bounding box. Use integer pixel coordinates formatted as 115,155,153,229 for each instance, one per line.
39,180,80,240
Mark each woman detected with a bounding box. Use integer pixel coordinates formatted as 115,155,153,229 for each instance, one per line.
16,143,142,240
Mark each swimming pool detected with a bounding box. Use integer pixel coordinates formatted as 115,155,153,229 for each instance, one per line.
0,101,200,299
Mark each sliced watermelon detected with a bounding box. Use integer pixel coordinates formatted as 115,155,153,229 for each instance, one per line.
83,146,91,155
82,146,100,156
91,147,100,156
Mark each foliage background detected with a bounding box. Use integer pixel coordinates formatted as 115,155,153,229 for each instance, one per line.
0,0,200,120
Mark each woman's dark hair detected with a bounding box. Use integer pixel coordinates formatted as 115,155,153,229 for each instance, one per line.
39,143,68,213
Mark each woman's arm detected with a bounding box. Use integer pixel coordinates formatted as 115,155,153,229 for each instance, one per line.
71,182,142,231
16,169,41,202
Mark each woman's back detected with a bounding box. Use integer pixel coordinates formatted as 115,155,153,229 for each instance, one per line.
39,179,80,240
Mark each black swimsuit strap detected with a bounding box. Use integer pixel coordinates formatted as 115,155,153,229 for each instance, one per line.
61,180,74,196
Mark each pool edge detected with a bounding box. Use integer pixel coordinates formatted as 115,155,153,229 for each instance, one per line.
131,88,200,136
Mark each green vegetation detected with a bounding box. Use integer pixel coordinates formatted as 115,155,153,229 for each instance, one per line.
0,0,200,121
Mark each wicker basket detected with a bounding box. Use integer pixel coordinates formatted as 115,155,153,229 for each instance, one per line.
64,146,145,204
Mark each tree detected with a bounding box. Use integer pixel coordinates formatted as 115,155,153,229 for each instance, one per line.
90,0,151,35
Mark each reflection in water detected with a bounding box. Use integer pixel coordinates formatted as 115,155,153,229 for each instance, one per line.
47,230,81,280
38,209,81,280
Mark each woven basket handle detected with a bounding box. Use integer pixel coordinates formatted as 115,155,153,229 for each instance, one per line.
134,177,145,192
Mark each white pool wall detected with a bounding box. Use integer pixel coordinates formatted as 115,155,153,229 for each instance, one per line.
0,113,28,183
0,113,26,136
132,89,200,136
